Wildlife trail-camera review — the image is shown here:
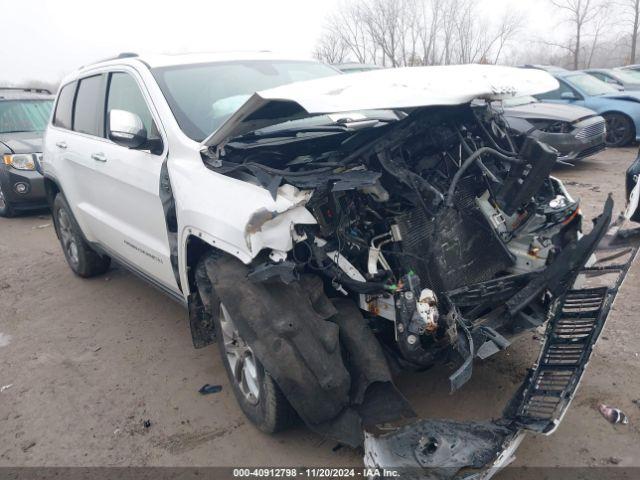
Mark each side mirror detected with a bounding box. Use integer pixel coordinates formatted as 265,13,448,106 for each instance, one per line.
560,91,578,101
108,109,147,149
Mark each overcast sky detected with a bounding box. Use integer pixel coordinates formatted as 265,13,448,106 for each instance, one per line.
1,0,554,86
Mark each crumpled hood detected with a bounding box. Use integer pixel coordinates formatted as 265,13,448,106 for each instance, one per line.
503,101,597,123
202,64,559,150
0,131,43,154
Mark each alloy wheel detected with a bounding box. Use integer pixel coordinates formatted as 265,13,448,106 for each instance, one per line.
605,114,631,146
57,208,79,266
219,303,261,405
0,184,6,210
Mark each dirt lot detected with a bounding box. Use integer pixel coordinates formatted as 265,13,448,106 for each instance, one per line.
1,147,640,475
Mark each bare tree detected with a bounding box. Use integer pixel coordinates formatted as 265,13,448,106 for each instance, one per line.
548,0,607,69
314,0,523,68
617,0,640,63
313,31,349,64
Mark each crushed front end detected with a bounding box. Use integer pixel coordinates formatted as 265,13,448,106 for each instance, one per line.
202,99,637,477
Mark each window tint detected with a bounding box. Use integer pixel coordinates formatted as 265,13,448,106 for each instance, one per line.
107,72,160,142
53,82,76,129
73,74,105,136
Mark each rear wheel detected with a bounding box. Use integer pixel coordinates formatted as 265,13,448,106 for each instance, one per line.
52,194,111,277
604,113,635,147
0,183,16,217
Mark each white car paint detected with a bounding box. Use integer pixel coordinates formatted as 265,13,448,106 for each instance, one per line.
43,54,559,301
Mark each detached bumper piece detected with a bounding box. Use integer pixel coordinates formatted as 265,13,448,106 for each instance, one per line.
364,198,639,479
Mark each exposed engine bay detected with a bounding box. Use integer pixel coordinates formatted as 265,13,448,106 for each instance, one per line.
203,102,582,391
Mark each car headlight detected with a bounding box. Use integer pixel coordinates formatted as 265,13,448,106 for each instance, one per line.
531,120,572,134
3,153,38,171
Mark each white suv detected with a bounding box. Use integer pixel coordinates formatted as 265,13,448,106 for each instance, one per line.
43,54,624,473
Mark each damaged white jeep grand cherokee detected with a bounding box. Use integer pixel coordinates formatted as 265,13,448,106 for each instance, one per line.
43,53,637,477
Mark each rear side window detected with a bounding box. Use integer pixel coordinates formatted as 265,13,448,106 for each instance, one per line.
53,82,76,129
73,74,106,137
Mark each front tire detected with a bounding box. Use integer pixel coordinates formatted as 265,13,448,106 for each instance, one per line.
52,194,111,277
604,112,635,147
0,182,16,217
196,255,295,433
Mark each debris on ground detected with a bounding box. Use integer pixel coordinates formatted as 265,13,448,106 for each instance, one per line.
198,384,222,395
598,404,629,425
143,420,151,429
1,384,13,393
606,456,622,465
21,441,36,452
32,223,51,230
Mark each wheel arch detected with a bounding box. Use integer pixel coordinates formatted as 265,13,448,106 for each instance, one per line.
43,175,61,209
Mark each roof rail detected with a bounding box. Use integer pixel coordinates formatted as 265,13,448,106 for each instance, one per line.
0,87,52,94
79,52,140,70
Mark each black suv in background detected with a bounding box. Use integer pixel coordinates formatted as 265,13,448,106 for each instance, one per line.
0,88,53,217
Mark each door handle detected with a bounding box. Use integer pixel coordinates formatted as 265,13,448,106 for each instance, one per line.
56,141,67,149
91,153,107,163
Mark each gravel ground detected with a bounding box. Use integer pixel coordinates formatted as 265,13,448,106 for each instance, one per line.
1,147,639,476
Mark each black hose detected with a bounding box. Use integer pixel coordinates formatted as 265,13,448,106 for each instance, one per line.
455,129,500,183
473,110,518,156
446,147,522,207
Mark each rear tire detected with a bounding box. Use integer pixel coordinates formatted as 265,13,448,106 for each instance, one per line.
604,112,635,147
196,255,295,433
0,183,16,218
52,194,111,277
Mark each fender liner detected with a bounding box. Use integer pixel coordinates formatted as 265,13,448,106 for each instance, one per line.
201,254,415,446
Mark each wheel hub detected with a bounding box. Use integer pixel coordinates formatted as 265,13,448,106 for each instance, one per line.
57,209,79,266
219,303,261,405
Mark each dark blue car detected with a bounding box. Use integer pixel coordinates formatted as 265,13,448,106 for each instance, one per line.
534,70,640,147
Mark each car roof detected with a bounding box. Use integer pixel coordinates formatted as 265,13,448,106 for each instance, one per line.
59,51,323,86
0,88,54,101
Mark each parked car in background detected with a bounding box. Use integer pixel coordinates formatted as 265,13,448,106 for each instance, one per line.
534,70,640,147
582,68,640,91
626,149,640,222
0,88,53,217
519,64,568,73
500,95,606,162
620,64,640,73
334,62,381,74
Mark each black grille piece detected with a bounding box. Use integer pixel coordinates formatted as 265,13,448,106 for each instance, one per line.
396,202,515,292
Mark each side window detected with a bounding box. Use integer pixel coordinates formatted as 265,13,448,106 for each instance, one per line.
106,72,162,149
535,80,574,100
53,82,76,129
73,74,106,137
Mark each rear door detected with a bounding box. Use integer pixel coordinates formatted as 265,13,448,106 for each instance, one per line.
81,69,179,293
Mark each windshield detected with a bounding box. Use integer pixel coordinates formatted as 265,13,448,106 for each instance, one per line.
502,95,538,107
613,69,640,83
152,60,340,141
0,99,53,134
566,73,618,96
